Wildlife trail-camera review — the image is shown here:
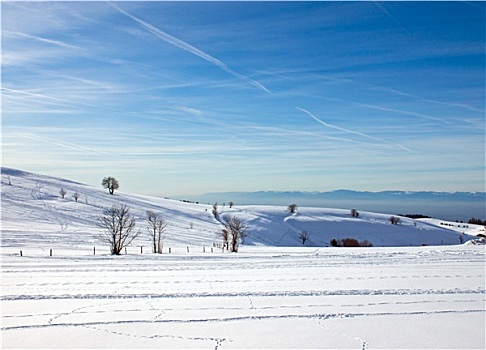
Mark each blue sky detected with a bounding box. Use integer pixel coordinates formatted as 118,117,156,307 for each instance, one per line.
2,1,485,197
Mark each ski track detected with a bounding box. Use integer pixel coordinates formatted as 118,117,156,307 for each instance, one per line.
2,250,485,348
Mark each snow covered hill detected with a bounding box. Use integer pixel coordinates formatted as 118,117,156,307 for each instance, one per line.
1,168,485,349
1,167,483,252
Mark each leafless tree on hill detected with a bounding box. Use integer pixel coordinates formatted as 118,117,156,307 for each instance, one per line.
146,210,167,253
98,204,139,255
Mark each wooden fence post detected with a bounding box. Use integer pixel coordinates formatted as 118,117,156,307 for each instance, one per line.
169,247,171,254
20,250,23,257
50,249,52,257
141,246,143,254
93,247,96,255
187,246,189,253
203,246,205,253
125,247,127,255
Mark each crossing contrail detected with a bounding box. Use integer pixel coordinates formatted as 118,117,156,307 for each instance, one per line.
107,1,270,94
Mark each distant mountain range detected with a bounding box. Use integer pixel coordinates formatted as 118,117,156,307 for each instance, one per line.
181,190,486,222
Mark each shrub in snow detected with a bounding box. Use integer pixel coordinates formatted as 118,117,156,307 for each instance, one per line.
389,216,401,225
288,204,297,213
299,230,311,245
360,239,373,247
330,238,373,247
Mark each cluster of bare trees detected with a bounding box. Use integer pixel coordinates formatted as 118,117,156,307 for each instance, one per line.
96,176,253,255
219,215,247,252
146,210,167,254
97,203,167,255
98,205,250,255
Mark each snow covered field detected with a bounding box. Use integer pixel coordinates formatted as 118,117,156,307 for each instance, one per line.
1,168,485,348
2,246,485,349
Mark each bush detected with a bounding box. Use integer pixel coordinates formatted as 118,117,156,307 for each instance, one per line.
288,204,297,213
342,238,360,247
330,238,373,247
360,239,373,247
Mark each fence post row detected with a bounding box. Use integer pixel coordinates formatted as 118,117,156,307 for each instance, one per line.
16,245,226,256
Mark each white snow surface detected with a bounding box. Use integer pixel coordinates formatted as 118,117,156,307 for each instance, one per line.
1,168,485,349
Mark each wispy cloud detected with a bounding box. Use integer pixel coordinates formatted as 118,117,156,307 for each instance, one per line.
296,107,411,153
107,1,270,94
173,106,204,116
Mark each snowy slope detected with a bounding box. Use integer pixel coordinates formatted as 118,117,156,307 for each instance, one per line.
1,167,481,251
1,168,485,349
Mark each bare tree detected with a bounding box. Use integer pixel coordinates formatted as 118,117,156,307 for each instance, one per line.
102,176,119,195
59,188,67,199
229,201,234,209
222,215,248,252
98,204,139,255
212,202,218,218
146,210,167,253
220,228,230,250
288,204,297,213
72,192,80,202
299,230,311,245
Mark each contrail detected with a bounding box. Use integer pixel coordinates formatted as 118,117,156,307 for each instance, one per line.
356,103,452,125
2,87,70,103
4,30,86,51
373,2,406,31
296,107,411,153
107,1,270,94
372,86,483,113
17,133,111,156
